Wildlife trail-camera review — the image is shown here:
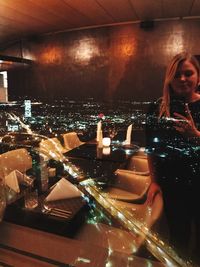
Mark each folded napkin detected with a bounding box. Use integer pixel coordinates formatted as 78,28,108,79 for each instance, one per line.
5,170,33,193
45,178,82,202
96,121,102,142
5,170,20,193
124,124,132,145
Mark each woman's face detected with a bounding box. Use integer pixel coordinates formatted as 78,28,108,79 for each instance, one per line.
170,60,199,98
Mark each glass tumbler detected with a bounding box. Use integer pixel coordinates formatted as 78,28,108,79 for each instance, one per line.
24,188,38,209
0,179,6,221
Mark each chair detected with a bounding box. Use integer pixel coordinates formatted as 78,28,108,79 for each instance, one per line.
104,169,151,203
0,148,32,177
113,189,164,249
128,156,150,175
50,138,68,154
62,132,84,151
38,137,68,161
133,147,147,159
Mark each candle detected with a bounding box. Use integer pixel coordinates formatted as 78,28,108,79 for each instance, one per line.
103,147,111,155
103,137,111,147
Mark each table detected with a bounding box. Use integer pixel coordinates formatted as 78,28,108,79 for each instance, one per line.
1,142,169,266
65,143,139,182
0,221,164,267
65,142,139,163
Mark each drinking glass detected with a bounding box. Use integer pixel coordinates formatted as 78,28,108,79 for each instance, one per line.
0,179,6,221
24,188,38,209
108,127,118,142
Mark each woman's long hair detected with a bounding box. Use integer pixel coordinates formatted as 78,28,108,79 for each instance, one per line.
159,52,200,118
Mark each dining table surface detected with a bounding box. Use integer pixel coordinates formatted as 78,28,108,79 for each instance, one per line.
0,141,169,266
3,141,140,235
64,141,139,163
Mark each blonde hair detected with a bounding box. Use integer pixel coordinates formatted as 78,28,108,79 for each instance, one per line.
159,52,200,118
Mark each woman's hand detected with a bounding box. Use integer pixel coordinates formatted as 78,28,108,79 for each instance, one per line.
146,182,162,206
173,104,200,138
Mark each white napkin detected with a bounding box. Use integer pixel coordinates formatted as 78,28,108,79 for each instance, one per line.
124,124,132,145
98,130,103,148
45,178,82,202
96,121,102,142
5,170,33,193
15,170,31,183
5,170,20,193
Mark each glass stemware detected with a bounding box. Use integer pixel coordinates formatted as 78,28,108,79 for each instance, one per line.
108,127,118,141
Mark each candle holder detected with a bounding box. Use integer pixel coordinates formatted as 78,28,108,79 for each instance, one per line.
103,147,111,155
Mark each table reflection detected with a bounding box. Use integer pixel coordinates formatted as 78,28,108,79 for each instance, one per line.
0,140,194,266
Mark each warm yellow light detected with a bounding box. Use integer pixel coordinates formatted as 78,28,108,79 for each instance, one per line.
40,46,62,64
70,38,99,64
103,147,111,155
103,137,111,147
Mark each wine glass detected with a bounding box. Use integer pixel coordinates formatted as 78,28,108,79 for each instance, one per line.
108,127,118,143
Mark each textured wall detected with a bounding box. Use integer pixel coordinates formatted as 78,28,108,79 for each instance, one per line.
2,19,200,101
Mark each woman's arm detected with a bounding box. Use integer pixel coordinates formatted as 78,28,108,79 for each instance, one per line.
173,104,200,142
146,155,162,205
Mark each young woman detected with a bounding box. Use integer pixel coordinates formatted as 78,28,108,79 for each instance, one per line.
146,52,200,263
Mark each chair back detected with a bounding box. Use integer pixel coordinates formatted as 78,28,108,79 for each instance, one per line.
115,169,151,196
39,138,67,161
0,148,32,177
40,138,67,154
128,156,149,173
62,132,84,150
134,147,147,159
51,138,67,154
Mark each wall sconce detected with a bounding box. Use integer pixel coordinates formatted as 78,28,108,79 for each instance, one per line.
103,137,111,147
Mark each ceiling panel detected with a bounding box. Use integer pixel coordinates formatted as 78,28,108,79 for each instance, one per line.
0,0,58,28
28,0,92,28
63,0,114,25
129,0,162,20
0,0,199,48
162,0,193,18
97,0,139,22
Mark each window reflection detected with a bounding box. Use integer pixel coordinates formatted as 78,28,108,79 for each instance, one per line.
0,98,196,266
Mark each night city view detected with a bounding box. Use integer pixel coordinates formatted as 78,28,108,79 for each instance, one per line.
0,97,149,146
1,2,200,266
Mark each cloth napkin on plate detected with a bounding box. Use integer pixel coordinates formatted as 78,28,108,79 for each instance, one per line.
45,178,82,202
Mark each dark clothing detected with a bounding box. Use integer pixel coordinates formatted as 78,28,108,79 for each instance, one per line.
146,98,200,263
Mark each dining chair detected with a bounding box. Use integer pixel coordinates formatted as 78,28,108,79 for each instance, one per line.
133,147,147,159
128,156,150,175
39,138,67,155
0,148,32,177
38,137,69,161
62,132,84,151
75,191,164,254
113,188,164,248
104,169,151,203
